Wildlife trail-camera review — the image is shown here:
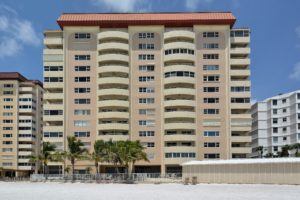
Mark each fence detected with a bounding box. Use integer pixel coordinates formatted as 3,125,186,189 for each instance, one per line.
30,173,182,183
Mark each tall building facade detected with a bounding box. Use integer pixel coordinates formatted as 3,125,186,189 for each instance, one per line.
251,91,300,157
43,12,251,174
0,72,43,177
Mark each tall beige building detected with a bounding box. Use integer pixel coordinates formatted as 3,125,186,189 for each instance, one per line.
43,12,251,174
0,72,43,177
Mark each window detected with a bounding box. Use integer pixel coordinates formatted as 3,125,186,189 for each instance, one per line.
203,65,219,71
139,131,155,137
282,108,287,113
146,142,155,148
204,109,219,115
282,127,287,132
3,112,13,116
165,152,196,158
3,141,13,145
282,99,287,104
44,77,63,82
3,91,13,95
2,155,13,159
138,32,154,38
2,162,13,166
3,120,13,124
74,109,91,115
139,120,155,126
204,98,219,103
203,43,219,49
272,100,277,106
3,127,13,130
75,33,91,39
74,88,90,93
3,105,13,110
44,110,63,115
75,77,90,82
3,134,12,138
139,87,155,93
139,76,154,82
75,55,90,60
139,109,155,115
139,98,155,104
273,109,278,115
74,132,90,138
231,86,250,92
203,32,219,38
282,117,287,122
231,98,250,103
230,30,249,37
203,54,219,59
204,87,219,93
273,137,278,143
138,54,154,60
74,120,90,127
3,98,13,102
44,66,63,71
74,99,90,104
43,132,63,138
203,75,219,82
273,127,278,133
138,43,154,49
165,71,194,78
298,93,300,100
273,118,278,124
204,131,220,137
139,65,155,71
75,66,90,71
165,48,194,55
204,142,220,148
204,154,220,159
3,84,13,88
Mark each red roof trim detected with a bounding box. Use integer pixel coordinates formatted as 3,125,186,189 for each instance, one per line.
57,12,236,29
0,72,43,88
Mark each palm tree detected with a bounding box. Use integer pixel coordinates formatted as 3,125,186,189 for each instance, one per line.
278,145,290,157
255,146,264,158
30,142,56,175
291,143,300,157
64,136,88,177
91,140,107,174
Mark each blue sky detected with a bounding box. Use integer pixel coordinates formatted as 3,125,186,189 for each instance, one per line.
0,0,299,101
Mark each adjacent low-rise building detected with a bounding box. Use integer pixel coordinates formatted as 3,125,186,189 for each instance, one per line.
251,90,300,157
0,72,43,177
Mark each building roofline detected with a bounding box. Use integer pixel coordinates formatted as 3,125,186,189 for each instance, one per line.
0,72,43,88
57,12,236,29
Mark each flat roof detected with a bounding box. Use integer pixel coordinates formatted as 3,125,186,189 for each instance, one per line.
181,158,300,166
0,72,43,87
57,12,236,29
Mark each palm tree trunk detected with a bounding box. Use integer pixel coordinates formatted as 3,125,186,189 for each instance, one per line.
95,161,99,174
71,159,75,181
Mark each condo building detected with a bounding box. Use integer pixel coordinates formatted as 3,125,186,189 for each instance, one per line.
43,12,251,174
0,72,43,177
251,91,300,157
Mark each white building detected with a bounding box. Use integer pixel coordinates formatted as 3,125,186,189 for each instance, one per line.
251,90,300,157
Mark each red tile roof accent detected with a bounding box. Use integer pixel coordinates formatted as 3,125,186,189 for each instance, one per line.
0,72,43,87
57,12,236,29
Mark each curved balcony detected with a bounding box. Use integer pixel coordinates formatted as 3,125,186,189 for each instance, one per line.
98,42,129,52
164,54,195,63
98,31,129,41
164,146,196,152
164,88,195,97
164,123,196,130
164,42,195,51
97,100,129,108
164,76,195,85
164,134,196,142
98,89,129,97
164,100,195,108
97,134,129,141
98,112,129,119
164,65,195,73
164,30,195,40
98,77,129,86
97,123,129,131
164,111,195,119
98,65,129,74
164,157,196,165
98,54,129,63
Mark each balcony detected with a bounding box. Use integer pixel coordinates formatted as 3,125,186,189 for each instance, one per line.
164,100,195,108
44,93,63,100
19,87,34,93
164,111,195,119
97,100,129,108
18,166,33,170
230,47,250,55
44,115,64,121
164,123,196,130
230,58,250,66
18,151,34,156
231,103,251,110
164,88,195,96
98,42,129,52
97,134,129,141
98,112,129,119
43,82,64,89
98,54,129,63
164,42,195,51
44,37,63,47
164,77,195,85
164,134,196,142
230,80,251,87
164,157,196,165
230,69,250,77
164,54,195,63
231,113,251,119
98,77,129,85
164,65,195,73
231,37,250,44
98,65,129,74
98,31,129,41
164,30,195,40
98,89,129,97
18,144,35,149
231,147,251,154
231,136,252,143
97,123,129,130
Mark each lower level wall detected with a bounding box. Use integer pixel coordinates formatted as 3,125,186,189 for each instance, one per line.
182,162,300,185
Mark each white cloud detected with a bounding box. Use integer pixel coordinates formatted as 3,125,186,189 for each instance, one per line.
185,0,214,11
0,5,41,58
91,0,150,12
289,62,300,81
